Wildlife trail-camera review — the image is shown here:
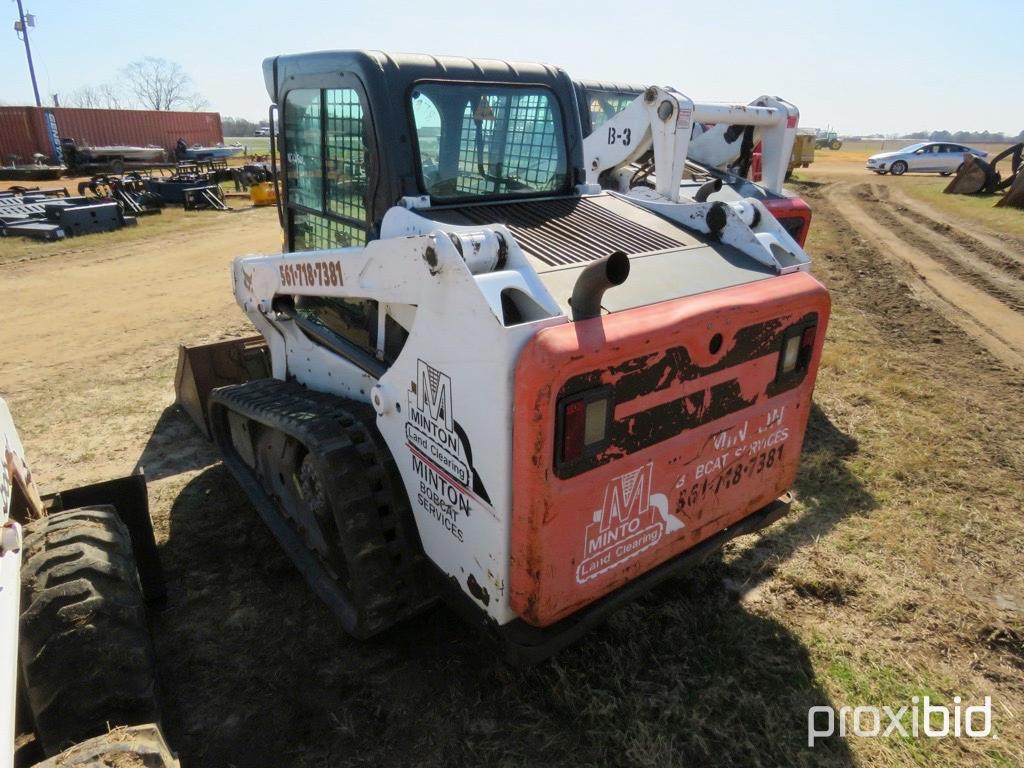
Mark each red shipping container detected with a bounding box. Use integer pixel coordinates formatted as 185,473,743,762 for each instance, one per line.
0,106,223,163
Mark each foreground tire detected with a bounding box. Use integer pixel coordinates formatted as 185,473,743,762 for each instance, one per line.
890,160,908,176
18,506,159,756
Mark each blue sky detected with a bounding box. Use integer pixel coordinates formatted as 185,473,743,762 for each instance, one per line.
2,0,1021,135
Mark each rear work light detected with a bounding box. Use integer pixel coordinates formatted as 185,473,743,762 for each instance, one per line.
776,321,817,383
556,387,612,466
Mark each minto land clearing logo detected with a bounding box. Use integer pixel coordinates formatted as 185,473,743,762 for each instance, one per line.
576,462,676,583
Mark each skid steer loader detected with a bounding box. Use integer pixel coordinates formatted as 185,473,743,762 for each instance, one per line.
196,50,829,661
575,79,813,246
1,398,177,767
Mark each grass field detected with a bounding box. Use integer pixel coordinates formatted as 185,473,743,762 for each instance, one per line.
226,135,272,155
800,143,1024,239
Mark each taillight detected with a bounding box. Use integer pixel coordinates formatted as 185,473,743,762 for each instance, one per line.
556,388,612,467
800,324,817,358
776,320,817,383
763,197,812,247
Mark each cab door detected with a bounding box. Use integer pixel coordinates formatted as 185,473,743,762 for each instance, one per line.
281,79,377,253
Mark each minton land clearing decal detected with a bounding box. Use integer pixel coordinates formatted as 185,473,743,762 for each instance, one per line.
576,462,683,584
405,360,490,544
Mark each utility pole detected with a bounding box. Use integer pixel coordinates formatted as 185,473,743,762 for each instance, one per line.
14,0,41,107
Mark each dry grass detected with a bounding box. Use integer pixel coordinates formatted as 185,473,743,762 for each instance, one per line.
895,179,1024,240
800,142,1024,240
4,167,1023,766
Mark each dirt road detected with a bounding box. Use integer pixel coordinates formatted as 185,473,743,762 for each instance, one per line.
0,208,281,487
825,180,1024,370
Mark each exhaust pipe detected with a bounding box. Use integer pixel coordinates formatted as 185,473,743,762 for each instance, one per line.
694,177,723,202
570,250,630,321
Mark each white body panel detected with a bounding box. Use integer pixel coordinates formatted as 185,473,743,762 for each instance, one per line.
233,219,565,622
1,399,25,768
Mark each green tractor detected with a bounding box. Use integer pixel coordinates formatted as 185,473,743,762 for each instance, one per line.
815,128,842,151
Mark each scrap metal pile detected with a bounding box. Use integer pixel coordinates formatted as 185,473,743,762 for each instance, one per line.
144,166,229,211
78,162,237,213
0,186,137,241
944,143,1024,208
77,174,164,217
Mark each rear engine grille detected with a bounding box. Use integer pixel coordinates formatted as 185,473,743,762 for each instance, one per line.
431,197,684,267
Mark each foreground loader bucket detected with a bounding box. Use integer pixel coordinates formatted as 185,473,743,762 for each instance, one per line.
174,336,269,438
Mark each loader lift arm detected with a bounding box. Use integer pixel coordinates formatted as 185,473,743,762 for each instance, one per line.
583,87,799,197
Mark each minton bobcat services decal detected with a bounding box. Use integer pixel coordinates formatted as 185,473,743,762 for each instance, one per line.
405,360,490,543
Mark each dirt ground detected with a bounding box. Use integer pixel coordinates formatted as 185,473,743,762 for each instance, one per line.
3,151,1023,767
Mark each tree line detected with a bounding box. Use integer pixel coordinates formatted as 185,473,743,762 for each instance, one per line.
860,129,1024,143
221,117,269,136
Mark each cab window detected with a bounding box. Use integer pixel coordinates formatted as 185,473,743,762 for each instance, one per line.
284,87,370,251
411,83,568,200
585,90,638,132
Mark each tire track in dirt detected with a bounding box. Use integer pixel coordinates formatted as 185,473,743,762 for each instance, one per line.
852,184,1024,313
878,185,1024,272
826,182,1024,370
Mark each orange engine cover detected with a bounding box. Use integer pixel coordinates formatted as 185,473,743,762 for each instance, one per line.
511,271,830,626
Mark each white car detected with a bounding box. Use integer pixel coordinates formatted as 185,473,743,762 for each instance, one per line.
253,127,270,136
866,142,988,176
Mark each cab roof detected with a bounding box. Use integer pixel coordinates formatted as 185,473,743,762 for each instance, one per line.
263,50,575,104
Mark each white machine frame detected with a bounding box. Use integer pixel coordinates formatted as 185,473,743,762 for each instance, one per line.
232,167,811,624
582,86,799,196
1,401,27,768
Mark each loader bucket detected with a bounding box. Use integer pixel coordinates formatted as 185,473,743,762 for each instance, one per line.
174,336,269,439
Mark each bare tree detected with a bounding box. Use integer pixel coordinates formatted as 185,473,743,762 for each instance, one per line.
97,83,124,109
65,83,124,109
123,57,206,111
185,91,211,112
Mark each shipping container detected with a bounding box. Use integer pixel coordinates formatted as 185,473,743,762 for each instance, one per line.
0,106,224,164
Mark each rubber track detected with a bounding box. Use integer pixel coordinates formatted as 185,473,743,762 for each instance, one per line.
209,378,435,638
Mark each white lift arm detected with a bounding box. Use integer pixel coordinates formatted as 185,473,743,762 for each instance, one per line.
583,87,799,196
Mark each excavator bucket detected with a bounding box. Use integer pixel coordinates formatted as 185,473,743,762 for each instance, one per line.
944,154,996,195
995,169,1024,209
174,336,269,438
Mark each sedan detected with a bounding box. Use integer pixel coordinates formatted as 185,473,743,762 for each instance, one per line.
866,142,988,176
